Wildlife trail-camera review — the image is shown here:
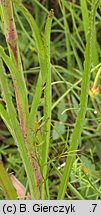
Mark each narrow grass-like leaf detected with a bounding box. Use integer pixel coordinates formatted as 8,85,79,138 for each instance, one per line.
27,72,42,145
13,1,50,187
14,0,48,83
32,0,64,29
0,161,17,200
80,0,98,66
0,46,28,138
52,162,84,200
1,0,29,138
0,58,40,199
26,72,43,187
41,9,54,199
0,104,13,136
58,0,98,200
14,2,55,190
80,0,89,36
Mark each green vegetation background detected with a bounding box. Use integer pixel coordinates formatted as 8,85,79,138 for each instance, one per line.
0,0,101,199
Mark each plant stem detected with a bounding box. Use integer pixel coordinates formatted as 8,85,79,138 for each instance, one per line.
1,0,29,139
0,58,40,199
80,0,98,66
41,9,54,199
14,0,47,84
26,73,43,187
0,0,18,62
13,1,45,188
14,2,54,194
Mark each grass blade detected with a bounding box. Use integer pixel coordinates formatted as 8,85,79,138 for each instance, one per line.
1,0,29,138
0,161,17,200
0,104,13,136
14,0,48,83
0,58,40,199
80,0,98,66
41,9,54,199
57,0,98,200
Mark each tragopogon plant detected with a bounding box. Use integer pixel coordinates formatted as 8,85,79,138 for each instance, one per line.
0,0,99,200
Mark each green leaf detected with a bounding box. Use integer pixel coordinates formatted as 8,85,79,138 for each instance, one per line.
58,0,98,200
0,58,40,199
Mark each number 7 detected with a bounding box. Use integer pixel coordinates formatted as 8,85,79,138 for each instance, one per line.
92,204,97,212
